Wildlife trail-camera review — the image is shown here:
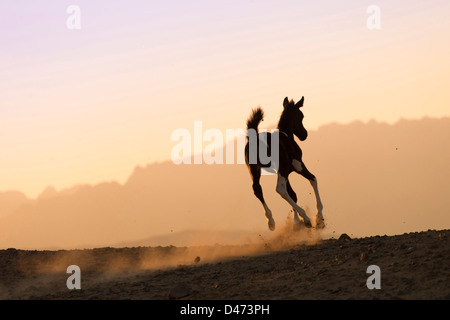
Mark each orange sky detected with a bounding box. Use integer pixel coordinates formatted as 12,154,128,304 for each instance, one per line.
1,1,450,197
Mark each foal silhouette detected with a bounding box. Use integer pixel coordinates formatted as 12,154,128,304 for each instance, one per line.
244,96,325,231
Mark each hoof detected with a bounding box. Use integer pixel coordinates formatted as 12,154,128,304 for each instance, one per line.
304,219,312,228
315,215,325,229
268,218,276,231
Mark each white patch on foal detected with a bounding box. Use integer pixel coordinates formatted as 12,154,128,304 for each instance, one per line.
276,174,311,227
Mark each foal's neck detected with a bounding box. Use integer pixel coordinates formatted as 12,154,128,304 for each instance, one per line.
277,115,294,138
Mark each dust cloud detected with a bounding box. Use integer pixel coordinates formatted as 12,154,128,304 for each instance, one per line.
22,216,322,274
0,216,323,299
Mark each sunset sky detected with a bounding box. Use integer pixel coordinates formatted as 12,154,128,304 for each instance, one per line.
1,0,449,198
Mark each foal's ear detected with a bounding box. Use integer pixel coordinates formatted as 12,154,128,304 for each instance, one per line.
283,97,289,108
295,96,304,108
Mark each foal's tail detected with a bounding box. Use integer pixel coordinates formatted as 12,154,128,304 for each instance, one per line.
246,107,264,137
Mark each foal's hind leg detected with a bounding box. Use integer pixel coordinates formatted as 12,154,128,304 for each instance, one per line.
249,165,276,231
286,179,303,231
292,160,325,229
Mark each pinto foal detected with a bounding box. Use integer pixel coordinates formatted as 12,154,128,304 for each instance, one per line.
244,96,324,231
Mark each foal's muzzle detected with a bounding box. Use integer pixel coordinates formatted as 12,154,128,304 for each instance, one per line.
300,130,308,141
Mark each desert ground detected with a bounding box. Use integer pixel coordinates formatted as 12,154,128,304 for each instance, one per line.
0,227,448,300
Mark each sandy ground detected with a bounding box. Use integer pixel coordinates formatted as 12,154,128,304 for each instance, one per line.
0,227,449,300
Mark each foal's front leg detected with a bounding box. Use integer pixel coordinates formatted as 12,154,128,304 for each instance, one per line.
276,173,312,228
292,160,325,229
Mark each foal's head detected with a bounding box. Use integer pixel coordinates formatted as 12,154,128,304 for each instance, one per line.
278,96,308,141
